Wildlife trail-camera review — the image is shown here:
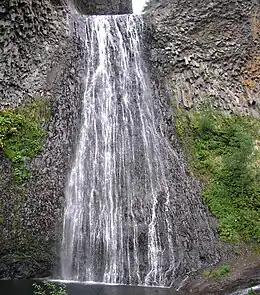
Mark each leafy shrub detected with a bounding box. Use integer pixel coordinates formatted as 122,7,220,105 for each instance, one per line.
0,99,49,183
33,282,68,295
176,107,260,242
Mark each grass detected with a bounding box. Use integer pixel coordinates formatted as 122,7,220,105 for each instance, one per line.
203,264,231,278
176,106,260,242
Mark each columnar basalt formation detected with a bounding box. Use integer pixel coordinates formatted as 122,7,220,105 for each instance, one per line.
0,0,258,286
0,0,131,279
0,0,84,278
71,0,132,14
145,0,259,116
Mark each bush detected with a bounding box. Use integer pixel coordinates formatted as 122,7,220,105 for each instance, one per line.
203,264,231,278
0,99,49,183
176,107,260,242
33,282,68,295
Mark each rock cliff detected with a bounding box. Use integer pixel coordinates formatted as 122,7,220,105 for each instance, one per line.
145,0,259,115
0,0,258,286
144,0,260,291
0,0,132,279
72,0,132,14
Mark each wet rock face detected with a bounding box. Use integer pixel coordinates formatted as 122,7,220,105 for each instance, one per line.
145,0,259,115
71,0,132,15
0,254,52,279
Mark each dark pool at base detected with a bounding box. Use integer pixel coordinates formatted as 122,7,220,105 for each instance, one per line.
1,280,259,295
0,280,178,295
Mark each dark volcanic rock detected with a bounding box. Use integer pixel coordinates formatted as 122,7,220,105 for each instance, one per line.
0,0,132,280
145,0,260,116
0,254,51,279
178,250,260,294
0,0,85,279
143,0,260,290
71,0,132,15
0,0,258,285
0,0,132,279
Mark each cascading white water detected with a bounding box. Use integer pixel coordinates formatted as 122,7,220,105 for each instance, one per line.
61,14,176,286
60,13,220,287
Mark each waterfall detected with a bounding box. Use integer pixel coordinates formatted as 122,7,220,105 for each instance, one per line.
60,14,220,287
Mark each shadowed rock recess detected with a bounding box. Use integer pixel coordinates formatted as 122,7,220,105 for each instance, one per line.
71,0,132,15
0,0,258,291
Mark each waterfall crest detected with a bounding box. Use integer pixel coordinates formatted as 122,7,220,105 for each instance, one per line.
60,14,220,287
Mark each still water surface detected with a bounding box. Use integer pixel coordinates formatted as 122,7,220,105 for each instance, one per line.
0,280,259,295
0,280,177,295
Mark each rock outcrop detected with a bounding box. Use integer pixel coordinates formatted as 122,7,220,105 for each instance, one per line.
143,0,260,291
0,0,258,284
0,0,131,279
0,0,85,278
145,0,259,116
71,0,132,14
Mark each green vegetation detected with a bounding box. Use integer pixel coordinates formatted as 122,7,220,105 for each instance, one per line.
176,106,260,242
203,264,231,278
33,282,67,295
248,289,257,295
0,99,49,183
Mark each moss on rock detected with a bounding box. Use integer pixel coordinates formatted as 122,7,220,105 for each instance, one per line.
0,99,50,183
